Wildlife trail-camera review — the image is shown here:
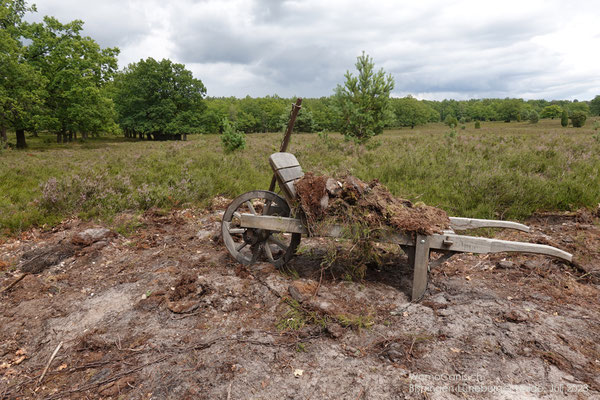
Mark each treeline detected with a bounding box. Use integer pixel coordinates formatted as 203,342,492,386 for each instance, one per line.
2,1,600,150
201,95,599,134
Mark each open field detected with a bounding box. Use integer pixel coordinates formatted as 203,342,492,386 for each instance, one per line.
1,119,599,236
1,119,599,399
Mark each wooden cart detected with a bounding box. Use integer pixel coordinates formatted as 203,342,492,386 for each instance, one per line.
222,152,573,301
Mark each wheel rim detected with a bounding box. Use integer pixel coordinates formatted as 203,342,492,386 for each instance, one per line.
222,190,301,267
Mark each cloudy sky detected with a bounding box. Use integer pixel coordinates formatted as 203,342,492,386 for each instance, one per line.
27,0,600,100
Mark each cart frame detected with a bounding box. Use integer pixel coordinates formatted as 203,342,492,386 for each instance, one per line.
222,152,572,301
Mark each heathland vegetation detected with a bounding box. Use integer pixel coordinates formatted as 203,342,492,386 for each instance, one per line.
1,0,600,235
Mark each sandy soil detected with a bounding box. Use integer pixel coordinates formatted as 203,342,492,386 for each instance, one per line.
0,204,599,399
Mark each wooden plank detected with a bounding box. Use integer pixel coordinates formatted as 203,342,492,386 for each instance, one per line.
269,152,300,170
449,217,530,232
428,233,572,262
239,214,308,234
276,166,304,183
380,232,415,246
282,181,297,201
412,234,431,301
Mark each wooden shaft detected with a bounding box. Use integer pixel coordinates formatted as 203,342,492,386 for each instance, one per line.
268,98,303,192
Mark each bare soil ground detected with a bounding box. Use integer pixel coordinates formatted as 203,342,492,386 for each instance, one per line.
0,202,599,399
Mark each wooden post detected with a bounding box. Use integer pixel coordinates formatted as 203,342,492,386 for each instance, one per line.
411,234,431,302
268,98,302,192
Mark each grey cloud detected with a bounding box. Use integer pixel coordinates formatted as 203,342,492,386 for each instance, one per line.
28,0,150,49
24,0,600,100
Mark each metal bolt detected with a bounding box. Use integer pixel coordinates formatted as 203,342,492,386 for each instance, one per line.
420,239,426,244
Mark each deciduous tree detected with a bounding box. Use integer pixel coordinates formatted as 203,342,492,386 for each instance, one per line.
0,0,46,148
392,96,431,128
591,95,600,116
540,105,563,119
25,16,119,142
114,58,206,140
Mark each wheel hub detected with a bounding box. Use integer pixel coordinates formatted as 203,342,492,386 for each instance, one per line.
242,229,271,246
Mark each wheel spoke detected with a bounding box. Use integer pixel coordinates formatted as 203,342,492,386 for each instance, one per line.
245,201,257,215
263,199,273,215
264,242,275,262
236,242,248,251
229,228,245,234
251,244,261,263
268,236,289,251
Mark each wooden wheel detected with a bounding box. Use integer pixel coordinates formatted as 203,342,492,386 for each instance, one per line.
222,190,301,267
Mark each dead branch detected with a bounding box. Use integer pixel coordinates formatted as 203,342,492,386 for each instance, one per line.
38,341,63,385
0,273,29,293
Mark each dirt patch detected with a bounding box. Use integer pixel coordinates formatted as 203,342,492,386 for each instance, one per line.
0,206,598,399
165,274,206,313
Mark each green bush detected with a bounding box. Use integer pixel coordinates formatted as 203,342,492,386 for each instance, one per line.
444,115,458,128
570,111,587,128
529,111,539,124
474,120,481,129
220,119,246,152
560,110,569,127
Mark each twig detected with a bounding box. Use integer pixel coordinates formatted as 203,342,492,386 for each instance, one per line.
170,310,203,320
45,355,169,400
408,337,416,356
0,273,29,293
312,264,325,298
38,341,63,385
227,381,233,400
575,270,599,280
355,387,365,400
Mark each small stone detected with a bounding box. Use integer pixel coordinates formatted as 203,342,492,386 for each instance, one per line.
496,260,515,269
196,230,212,240
504,310,528,323
385,343,405,362
345,176,367,194
288,280,318,303
319,194,329,210
325,323,345,339
325,178,342,197
308,300,336,315
288,285,306,303
71,228,114,246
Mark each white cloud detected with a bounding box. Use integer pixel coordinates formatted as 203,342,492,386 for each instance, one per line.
28,0,600,99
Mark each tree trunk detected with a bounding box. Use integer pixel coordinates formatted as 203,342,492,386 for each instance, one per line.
57,132,62,143
139,131,144,140
74,131,77,140
183,133,187,141
0,125,7,142
68,132,73,142
16,128,26,149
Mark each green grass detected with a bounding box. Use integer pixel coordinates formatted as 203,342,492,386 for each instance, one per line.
1,118,599,236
